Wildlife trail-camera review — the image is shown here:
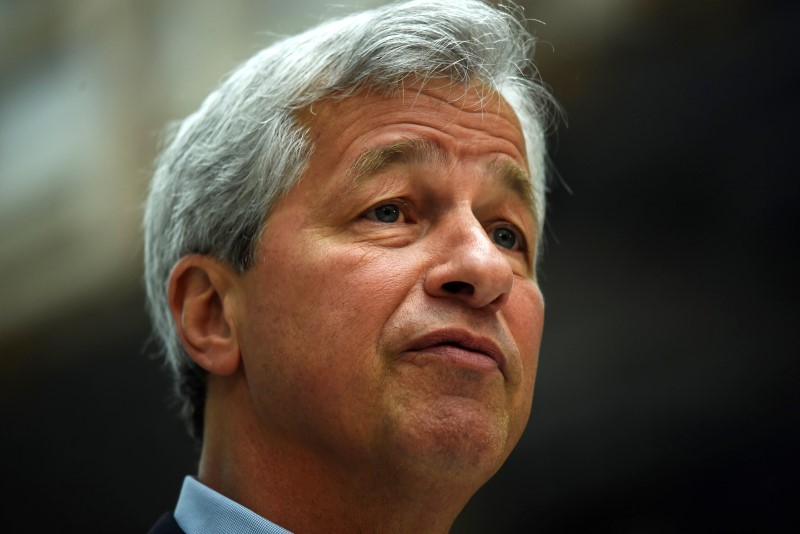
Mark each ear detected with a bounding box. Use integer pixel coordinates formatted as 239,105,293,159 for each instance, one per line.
167,254,241,376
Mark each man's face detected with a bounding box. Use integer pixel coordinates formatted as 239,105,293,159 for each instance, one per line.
232,83,544,482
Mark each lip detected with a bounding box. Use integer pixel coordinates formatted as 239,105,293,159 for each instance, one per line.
402,328,507,376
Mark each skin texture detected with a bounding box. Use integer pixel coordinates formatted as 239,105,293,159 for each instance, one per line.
169,82,545,533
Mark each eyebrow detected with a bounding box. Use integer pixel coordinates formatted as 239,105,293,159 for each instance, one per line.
485,157,537,227
347,138,448,183
344,136,538,228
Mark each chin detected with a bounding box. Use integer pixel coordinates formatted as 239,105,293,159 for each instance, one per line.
386,394,516,482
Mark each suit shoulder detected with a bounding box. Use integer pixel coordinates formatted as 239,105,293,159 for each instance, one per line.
148,512,185,534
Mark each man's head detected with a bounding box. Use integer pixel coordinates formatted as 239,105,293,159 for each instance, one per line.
144,0,553,525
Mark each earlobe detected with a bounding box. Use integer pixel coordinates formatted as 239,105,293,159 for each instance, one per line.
168,255,241,376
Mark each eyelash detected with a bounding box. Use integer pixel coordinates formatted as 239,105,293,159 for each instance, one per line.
362,201,527,253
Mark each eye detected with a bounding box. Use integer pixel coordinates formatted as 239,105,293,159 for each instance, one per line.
491,226,522,250
365,203,402,223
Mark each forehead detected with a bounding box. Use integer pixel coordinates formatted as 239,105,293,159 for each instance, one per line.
301,83,529,176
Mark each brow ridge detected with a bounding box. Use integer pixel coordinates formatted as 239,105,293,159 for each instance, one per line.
346,138,448,185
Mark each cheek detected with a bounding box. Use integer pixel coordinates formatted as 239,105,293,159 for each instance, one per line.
244,240,417,377
498,284,543,448
237,239,422,442
510,281,544,353
506,281,544,399
304,244,415,340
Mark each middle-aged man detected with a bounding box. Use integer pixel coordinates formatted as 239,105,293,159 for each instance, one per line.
145,0,556,532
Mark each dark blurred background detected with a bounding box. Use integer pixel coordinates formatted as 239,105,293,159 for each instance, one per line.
0,1,796,532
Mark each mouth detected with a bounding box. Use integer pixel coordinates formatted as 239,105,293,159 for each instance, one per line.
403,328,507,376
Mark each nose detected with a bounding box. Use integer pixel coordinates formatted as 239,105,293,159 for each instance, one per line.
423,214,514,312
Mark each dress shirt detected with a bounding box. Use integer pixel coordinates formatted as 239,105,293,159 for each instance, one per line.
174,476,293,534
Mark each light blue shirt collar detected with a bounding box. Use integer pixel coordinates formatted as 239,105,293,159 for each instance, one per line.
174,476,293,534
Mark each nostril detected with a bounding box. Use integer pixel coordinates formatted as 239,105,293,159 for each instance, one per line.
442,281,475,296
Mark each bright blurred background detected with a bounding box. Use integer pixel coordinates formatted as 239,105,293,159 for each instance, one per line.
0,0,796,531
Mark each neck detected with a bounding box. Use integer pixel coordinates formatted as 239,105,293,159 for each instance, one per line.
197,373,487,533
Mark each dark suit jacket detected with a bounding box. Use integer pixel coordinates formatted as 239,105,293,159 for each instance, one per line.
148,512,185,534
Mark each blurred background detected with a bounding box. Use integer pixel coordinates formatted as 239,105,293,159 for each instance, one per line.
0,0,796,531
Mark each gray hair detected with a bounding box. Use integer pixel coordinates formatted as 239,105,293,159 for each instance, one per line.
144,0,556,440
